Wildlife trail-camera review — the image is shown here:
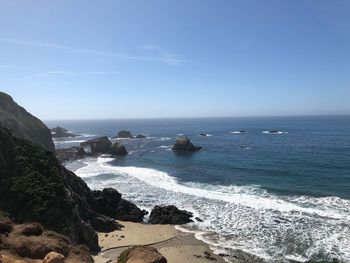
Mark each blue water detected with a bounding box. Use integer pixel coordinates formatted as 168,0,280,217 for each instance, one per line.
46,116,350,262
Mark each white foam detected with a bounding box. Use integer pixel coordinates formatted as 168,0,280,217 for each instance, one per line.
75,158,350,262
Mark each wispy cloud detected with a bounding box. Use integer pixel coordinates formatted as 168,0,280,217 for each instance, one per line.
39,71,121,77
0,64,30,70
0,38,186,65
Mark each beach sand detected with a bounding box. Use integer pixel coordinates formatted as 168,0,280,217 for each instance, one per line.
94,221,227,263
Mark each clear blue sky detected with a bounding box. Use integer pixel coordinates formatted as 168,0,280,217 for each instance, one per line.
0,0,349,120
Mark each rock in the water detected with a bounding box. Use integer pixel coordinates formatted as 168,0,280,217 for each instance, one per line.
81,137,128,156
109,142,128,156
135,134,146,139
76,146,85,156
0,91,55,152
51,126,77,138
118,245,167,263
149,205,193,225
81,136,112,154
172,136,202,152
43,252,65,263
116,130,133,138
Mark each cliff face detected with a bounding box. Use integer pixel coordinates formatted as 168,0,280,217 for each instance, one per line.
0,128,147,252
0,92,55,152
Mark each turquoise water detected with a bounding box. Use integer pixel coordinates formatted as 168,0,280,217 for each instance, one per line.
46,116,350,262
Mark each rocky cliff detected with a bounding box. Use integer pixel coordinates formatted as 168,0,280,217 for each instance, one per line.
0,92,55,152
0,128,145,252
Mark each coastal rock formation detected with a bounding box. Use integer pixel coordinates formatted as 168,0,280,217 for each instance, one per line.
92,188,147,222
56,147,87,163
0,218,93,263
116,130,133,138
118,246,167,263
109,142,128,156
81,137,128,156
0,128,143,251
51,126,77,138
135,134,147,139
81,136,112,154
0,91,55,152
149,205,193,225
172,137,202,152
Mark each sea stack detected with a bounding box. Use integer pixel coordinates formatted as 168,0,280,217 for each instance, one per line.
172,136,202,152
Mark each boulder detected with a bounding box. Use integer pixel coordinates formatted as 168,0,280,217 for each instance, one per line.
51,126,77,138
135,134,146,139
81,136,112,154
109,143,128,156
92,188,146,223
118,246,167,263
116,131,133,139
43,252,65,263
172,137,201,152
76,147,85,157
0,91,55,152
149,205,193,225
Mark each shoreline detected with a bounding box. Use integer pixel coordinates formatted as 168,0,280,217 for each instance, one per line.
94,221,228,263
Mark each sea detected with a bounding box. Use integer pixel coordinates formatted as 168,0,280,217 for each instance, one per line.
45,116,350,263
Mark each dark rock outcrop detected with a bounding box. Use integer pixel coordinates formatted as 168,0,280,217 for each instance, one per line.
172,137,202,152
118,245,167,263
0,128,143,251
109,142,128,156
56,147,88,163
116,130,133,139
51,126,77,138
135,134,147,139
0,91,55,152
149,205,193,225
80,137,128,156
81,136,112,154
92,188,147,223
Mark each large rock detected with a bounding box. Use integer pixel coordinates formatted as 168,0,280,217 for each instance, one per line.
148,205,193,225
116,130,133,138
135,134,146,139
81,137,128,156
51,126,77,138
109,142,128,156
172,137,201,152
81,136,112,154
0,128,129,252
118,246,167,263
0,91,55,152
92,188,147,223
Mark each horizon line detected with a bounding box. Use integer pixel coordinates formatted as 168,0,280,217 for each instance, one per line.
43,114,350,122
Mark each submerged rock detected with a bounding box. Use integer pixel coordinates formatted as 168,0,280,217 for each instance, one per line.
0,91,55,152
116,130,133,138
51,126,77,138
118,245,167,263
172,136,202,152
149,205,193,225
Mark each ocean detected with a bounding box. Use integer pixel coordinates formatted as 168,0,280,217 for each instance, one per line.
45,116,350,262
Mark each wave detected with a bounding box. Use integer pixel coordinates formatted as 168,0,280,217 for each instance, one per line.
262,131,288,135
75,157,350,262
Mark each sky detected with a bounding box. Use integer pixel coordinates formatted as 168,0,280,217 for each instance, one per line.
0,0,349,120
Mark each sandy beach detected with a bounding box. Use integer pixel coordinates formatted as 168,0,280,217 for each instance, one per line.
94,221,227,263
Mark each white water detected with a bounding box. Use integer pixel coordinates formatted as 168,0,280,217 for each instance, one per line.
76,157,350,262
